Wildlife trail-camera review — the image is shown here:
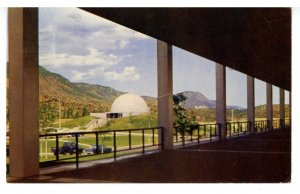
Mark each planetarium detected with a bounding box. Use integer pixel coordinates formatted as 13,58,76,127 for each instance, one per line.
108,93,150,118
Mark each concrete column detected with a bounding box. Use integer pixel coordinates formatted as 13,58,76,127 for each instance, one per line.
157,40,173,150
247,76,255,133
266,83,273,130
8,8,39,178
289,91,291,127
280,88,285,128
216,63,226,140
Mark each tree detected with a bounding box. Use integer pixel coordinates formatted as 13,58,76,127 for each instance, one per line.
82,106,89,117
173,93,195,137
39,103,58,131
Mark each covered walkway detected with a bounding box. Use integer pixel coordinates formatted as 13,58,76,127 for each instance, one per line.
9,128,291,183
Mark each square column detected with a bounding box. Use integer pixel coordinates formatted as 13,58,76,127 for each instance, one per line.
266,83,273,130
157,40,173,150
8,8,39,178
216,63,226,140
289,91,291,127
280,88,285,128
247,76,255,133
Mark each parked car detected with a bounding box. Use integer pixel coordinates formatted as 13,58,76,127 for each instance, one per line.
51,141,83,155
83,144,112,155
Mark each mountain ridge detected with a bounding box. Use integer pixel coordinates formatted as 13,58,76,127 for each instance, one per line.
177,91,245,110
39,66,244,120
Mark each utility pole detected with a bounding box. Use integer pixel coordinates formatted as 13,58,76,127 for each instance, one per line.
58,96,61,129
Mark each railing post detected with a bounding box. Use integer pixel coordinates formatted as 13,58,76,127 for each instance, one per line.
197,126,200,143
95,132,99,154
210,125,212,142
214,124,217,136
182,127,185,146
152,128,155,146
190,127,193,142
129,130,132,150
142,129,145,154
281,119,284,129
267,120,271,131
55,134,59,161
113,131,117,161
75,133,79,169
218,124,222,140
247,121,250,134
161,127,164,150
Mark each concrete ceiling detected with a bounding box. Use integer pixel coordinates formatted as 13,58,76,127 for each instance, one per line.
81,8,291,91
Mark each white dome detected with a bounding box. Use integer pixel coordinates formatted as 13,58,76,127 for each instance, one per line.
111,93,149,115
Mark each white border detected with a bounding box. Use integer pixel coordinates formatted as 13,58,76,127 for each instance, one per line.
1,3,300,194
0,7,7,187
0,0,300,8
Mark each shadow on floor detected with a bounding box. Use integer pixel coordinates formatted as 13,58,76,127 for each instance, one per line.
8,129,291,183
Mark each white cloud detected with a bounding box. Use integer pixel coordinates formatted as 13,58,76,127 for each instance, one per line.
39,8,151,57
119,40,129,49
39,8,146,86
70,65,140,83
40,48,123,68
71,71,87,82
104,66,140,82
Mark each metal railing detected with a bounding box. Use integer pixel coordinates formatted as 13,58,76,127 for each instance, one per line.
285,118,291,128
36,118,292,169
173,123,220,146
226,121,250,138
39,127,163,169
272,119,281,130
254,120,269,132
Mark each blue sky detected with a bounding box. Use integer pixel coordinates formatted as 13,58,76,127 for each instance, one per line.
39,8,157,97
173,46,216,100
39,8,288,108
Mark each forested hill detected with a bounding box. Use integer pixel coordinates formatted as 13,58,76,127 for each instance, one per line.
39,66,123,118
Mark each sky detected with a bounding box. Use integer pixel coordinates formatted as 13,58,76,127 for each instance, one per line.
39,7,287,108
39,8,157,97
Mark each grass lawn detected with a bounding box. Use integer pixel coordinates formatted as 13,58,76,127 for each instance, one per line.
96,114,158,131
52,116,96,129
39,133,159,162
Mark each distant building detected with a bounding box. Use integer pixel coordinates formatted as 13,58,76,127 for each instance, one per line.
90,93,149,119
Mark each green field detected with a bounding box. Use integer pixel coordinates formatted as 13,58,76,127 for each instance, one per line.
39,132,159,162
97,114,158,130
52,116,95,129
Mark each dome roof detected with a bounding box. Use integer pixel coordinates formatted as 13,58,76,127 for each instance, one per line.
111,93,149,114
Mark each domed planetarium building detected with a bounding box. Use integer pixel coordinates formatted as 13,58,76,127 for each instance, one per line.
107,93,149,118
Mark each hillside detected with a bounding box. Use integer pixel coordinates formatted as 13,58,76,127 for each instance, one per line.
39,66,124,118
177,91,244,110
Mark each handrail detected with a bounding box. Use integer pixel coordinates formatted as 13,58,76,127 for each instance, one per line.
40,126,161,137
173,123,220,146
38,118,291,169
226,121,250,138
39,127,163,169
254,120,268,132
